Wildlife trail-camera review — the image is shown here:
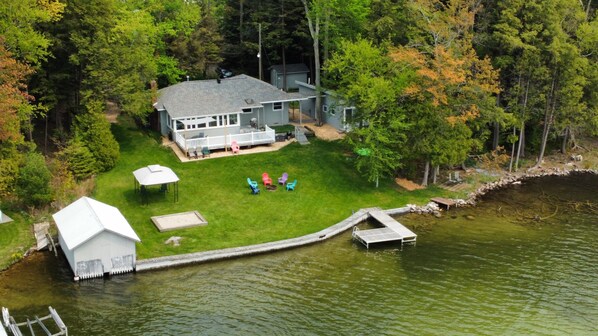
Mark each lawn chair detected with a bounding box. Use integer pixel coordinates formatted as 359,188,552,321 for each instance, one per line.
278,172,288,185
247,177,258,188
250,184,260,194
286,179,297,191
201,147,211,158
262,172,272,186
231,140,240,154
188,148,198,159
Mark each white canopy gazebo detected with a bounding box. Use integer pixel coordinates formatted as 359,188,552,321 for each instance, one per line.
133,165,179,203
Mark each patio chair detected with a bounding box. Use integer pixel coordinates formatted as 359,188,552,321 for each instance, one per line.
231,140,240,154
250,184,260,194
187,148,198,159
247,177,258,188
201,147,211,158
286,179,297,191
278,172,288,185
262,172,273,186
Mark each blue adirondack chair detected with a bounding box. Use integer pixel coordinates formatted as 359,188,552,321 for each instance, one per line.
286,179,297,191
250,184,260,194
247,177,258,188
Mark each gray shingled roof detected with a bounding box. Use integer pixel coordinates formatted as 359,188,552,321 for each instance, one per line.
156,75,299,119
269,63,310,74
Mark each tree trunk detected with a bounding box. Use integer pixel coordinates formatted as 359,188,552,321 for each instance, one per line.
493,122,500,150
492,93,500,150
509,126,516,172
561,126,569,154
432,165,439,184
515,75,531,171
239,0,244,44
302,0,323,126
422,160,430,186
536,73,558,167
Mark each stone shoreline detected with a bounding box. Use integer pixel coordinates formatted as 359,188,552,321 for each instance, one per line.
459,168,597,206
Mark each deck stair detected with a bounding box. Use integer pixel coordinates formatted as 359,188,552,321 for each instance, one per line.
352,208,417,248
294,126,310,145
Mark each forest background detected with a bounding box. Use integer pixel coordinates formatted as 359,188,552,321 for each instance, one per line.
0,0,597,212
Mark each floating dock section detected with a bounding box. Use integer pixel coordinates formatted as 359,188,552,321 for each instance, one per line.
2,306,67,336
352,208,417,248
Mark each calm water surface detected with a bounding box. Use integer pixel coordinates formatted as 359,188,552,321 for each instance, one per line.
1,174,597,335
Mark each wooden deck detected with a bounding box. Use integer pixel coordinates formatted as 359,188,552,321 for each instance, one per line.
352,209,417,248
431,197,456,209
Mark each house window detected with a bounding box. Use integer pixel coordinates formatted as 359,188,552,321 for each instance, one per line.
323,104,329,113
273,102,282,111
218,115,228,126
209,119,217,127
242,108,252,114
229,114,239,125
176,120,184,130
197,122,206,128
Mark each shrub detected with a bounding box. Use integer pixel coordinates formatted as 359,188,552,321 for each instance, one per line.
75,102,120,172
60,138,98,180
16,152,53,206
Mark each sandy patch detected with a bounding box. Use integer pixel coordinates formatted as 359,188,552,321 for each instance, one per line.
395,178,425,191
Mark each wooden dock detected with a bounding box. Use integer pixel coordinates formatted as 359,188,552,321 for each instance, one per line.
431,197,456,209
352,209,417,248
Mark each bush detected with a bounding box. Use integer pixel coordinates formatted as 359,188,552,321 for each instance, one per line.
16,152,53,207
75,104,120,172
60,138,98,180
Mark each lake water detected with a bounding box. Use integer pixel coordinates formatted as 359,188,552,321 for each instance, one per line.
1,173,597,335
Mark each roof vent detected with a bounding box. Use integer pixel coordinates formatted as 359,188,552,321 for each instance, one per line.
245,98,254,104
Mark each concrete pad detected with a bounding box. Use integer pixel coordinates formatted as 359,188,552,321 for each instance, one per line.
151,211,208,232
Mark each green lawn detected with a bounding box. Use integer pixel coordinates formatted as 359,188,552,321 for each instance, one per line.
93,118,451,259
0,214,35,270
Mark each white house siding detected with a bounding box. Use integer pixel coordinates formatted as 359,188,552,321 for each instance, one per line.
58,233,76,275
74,232,136,275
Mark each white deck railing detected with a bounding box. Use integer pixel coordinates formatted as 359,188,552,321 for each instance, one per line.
174,125,276,152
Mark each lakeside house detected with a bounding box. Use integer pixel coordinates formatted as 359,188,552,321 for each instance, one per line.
297,81,356,132
52,197,141,280
153,75,306,154
269,63,310,91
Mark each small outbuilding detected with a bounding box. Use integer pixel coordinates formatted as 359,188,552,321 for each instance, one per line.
53,197,141,280
269,63,310,91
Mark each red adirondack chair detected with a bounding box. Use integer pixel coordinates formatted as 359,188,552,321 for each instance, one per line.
262,172,273,186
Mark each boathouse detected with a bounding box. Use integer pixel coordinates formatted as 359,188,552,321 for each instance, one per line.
53,197,141,280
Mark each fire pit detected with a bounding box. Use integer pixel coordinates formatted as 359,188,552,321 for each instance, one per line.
265,185,277,191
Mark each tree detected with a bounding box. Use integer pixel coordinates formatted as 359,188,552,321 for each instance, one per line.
16,152,53,207
0,41,33,196
74,102,120,172
326,39,410,186
0,0,65,66
389,0,502,185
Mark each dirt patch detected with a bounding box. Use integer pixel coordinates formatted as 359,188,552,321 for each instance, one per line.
105,101,120,123
395,178,425,191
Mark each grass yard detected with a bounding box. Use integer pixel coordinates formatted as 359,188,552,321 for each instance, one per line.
0,215,35,270
94,117,451,259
